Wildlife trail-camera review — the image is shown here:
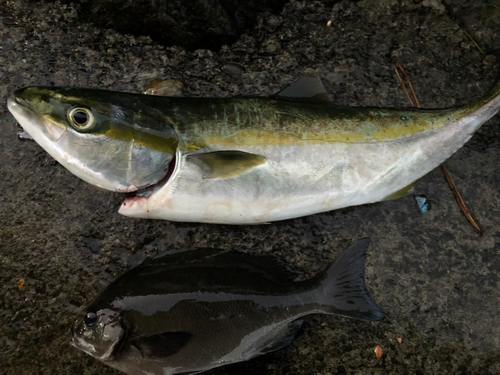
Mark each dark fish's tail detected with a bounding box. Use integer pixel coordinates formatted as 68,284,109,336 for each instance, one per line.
314,238,385,322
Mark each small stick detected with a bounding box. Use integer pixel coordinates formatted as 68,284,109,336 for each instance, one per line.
394,66,414,107
396,62,420,108
463,31,485,55
440,165,482,235
393,64,481,234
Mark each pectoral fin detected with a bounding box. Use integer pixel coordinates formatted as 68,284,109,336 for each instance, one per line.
130,331,192,359
187,151,266,179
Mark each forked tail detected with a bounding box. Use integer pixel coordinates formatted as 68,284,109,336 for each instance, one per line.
314,238,385,322
465,78,500,122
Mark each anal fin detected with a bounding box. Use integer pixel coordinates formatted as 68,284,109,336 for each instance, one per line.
259,319,304,355
383,176,426,201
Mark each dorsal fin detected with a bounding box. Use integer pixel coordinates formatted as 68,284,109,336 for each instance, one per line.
273,75,331,104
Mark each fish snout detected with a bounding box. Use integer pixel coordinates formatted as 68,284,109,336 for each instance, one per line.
8,88,68,142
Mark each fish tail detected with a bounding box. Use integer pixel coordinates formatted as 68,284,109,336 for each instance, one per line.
314,238,385,322
484,79,500,106
466,78,500,120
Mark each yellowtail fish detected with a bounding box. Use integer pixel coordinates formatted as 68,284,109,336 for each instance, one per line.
7,76,500,224
71,238,384,375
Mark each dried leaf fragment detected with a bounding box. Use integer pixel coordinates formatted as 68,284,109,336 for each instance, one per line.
374,345,383,358
17,279,25,289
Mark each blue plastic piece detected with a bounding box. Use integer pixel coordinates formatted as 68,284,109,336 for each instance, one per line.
415,196,429,213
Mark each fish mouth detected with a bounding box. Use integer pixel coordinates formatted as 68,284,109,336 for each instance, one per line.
69,320,129,362
8,91,67,142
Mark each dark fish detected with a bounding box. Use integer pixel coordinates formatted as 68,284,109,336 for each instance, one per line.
71,239,385,374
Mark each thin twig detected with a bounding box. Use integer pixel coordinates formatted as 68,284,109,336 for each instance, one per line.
440,165,482,235
394,66,414,107
396,62,420,108
393,64,481,233
463,30,485,55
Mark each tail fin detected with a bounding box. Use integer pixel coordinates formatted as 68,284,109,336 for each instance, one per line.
466,79,500,121
488,79,500,101
482,79,500,109
314,238,385,322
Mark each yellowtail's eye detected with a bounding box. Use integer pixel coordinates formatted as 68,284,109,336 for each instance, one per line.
68,107,95,131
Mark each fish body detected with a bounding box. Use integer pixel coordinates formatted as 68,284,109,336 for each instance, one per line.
8,77,500,223
71,239,384,375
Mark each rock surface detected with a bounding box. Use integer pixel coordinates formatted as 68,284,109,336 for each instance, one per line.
0,0,499,374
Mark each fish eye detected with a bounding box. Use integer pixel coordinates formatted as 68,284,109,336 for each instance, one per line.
84,312,98,327
68,107,95,131
400,115,410,122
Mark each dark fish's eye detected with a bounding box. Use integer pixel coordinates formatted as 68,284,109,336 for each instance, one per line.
84,312,98,327
68,107,96,131
400,115,410,122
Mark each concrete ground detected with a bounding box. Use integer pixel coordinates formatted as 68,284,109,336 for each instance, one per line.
0,0,499,374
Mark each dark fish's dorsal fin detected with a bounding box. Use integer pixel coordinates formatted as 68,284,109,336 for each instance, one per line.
149,248,300,283
130,331,192,359
258,319,303,355
314,238,385,321
240,252,301,283
273,75,331,104
187,151,266,179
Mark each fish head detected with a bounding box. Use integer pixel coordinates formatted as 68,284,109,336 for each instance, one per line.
7,86,178,192
71,308,125,361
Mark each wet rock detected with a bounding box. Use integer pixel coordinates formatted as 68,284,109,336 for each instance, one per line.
222,63,245,78
0,0,499,374
82,237,101,254
143,78,184,96
63,0,288,50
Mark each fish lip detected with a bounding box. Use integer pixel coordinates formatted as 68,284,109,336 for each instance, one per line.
7,92,36,128
8,89,33,112
7,92,24,113
14,95,27,106
69,322,127,362
8,90,67,142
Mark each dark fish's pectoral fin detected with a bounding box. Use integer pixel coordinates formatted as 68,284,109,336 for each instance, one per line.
187,151,266,179
130,331,192,359
258,320,304,355
273,74,331,104
314,238,385,321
